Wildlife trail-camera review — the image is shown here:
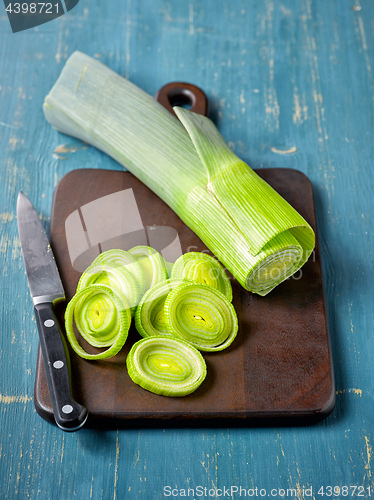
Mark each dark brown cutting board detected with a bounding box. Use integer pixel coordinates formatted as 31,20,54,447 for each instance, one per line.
34,167,335,427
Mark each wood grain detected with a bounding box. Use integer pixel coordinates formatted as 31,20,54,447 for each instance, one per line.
1,1,373,498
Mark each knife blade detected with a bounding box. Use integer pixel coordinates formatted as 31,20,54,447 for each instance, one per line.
17,191,88,431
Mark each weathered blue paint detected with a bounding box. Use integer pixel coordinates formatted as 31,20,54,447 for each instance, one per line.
0,1,373,499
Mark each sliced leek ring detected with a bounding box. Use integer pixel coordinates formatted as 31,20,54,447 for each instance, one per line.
91,249,146,297
171,252,233,301
77,262,140,316
128,245,168,292
126,336,207,397
135,278,190,338
165,282,238,352
64,284,131,360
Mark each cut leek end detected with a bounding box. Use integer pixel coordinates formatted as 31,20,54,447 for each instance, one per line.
126,336,207,397
246,246,303,295
243,225,315,295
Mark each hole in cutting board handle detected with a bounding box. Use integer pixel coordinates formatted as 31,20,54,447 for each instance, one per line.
155,82,208,117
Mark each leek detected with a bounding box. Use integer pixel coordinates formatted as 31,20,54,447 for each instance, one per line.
65,284,131,360
170,252,233,301
126,336,207,396
128,246,168,292
77,262,140,316
44,51,315,296
91,249,146,297
135,278,191,338
164,282,238,352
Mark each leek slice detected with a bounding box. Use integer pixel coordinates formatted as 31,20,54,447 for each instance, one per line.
43,51,315,296
170,252,232,301
128,246,168,292
126,336,207,396
77,262,140,316
164,282,238,352
65,284,131,360
91,249,146,297
135,278,190,338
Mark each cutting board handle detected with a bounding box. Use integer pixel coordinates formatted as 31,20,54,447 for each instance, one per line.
155,82,208,117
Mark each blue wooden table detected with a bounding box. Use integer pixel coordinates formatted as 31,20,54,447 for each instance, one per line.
1,1,373,498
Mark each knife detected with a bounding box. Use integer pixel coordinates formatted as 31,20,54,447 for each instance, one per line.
17,191,88,431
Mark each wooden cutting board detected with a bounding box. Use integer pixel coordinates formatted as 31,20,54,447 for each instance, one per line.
34,167,335,427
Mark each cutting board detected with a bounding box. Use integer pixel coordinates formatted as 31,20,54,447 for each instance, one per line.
34,167,335,427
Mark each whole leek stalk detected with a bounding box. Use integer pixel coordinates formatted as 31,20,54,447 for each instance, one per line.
44,51,315,295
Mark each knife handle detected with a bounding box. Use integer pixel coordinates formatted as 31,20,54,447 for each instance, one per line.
34,303,88,432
